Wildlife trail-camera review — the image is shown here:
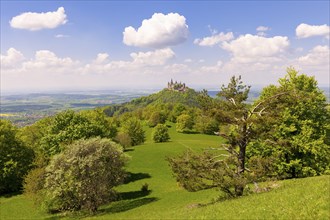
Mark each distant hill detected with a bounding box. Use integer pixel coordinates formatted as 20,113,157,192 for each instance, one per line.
130,88,201,107
103,87,202,117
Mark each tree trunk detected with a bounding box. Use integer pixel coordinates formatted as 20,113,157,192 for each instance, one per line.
235,123,248,196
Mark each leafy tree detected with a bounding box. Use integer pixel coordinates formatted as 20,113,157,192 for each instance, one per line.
194,115,219,135
247,68,330,178
148,111,166,127
120,117,145,146
152,124,170,143
170,76,263,197
80,109,118,138
114,132,132,149
176,114,194,133
0,120,34,194
39,110,107,156
42,138,128,213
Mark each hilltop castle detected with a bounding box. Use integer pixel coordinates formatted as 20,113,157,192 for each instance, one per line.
167,79,187,92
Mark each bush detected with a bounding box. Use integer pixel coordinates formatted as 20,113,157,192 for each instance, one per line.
176,114,194,133
148,111,166,127
120,117,145,146
0,120,34,194
194,115,219,135
114,132,132,149
42,138,128,213
152,124,170,143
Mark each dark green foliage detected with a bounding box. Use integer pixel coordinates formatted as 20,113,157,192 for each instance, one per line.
43,138,128,213
247,68,330,178
152,124,170,143
120,117,145,146
167,150,216,191
168,150,250,198
0,120,34,194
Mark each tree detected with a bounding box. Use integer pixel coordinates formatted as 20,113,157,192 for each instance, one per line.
114,132,132,149
0,120,34,194
194,115,219,135
169,76,263,197
176,114,194,133
152,124,170,143
42,138,128,213
148,111,166,127
39,110,109,157
247,68,330,178
120,117,145,146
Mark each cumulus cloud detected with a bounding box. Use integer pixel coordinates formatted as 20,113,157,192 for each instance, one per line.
84,48,175,75
256,26,270,36
123,13,189,48
0,48,25,68
200,60,223,73
194,32,234,46
10,7,67,31
222,34,289,63
297,45,329,66
130,48,175,66
23,50,79,71
296,23,330,39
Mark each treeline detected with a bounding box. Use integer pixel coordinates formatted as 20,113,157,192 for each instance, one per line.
0,68,329,213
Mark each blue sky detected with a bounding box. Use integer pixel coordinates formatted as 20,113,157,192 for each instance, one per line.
1,1,329,92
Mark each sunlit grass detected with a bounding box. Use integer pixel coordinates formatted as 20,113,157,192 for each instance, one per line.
1,123,329,219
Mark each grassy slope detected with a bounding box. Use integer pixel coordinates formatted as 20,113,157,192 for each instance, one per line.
1,124,329,219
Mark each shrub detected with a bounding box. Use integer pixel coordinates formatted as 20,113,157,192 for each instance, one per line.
152,124,170,143
114,132,132,149
120,117,145,146
42,138,128,213
176,114,194,133
0,120,34,194
194,115,219,135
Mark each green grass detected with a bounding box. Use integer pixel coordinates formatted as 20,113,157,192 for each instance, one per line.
1,124,329,219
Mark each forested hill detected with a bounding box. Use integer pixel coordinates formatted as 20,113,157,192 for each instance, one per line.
103,88,202,117
131,88,200,106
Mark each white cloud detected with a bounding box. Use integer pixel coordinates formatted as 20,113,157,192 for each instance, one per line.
84,48,175,75
130,48,175,66
194,32,234,46
10,7,67,31
0,48,25,68
55,34,70,38
200,60,223,73
296,23,330,39
222,34,289,63
123,13,189,48
256,26,269,32
297,45,329,66
184,58,192,63
22,50,79,71
165,63,190,74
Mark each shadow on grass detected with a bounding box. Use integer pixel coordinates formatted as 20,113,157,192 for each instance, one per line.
0,191,22,198
119,189,152,200
124,172,151,184
99,197,159,215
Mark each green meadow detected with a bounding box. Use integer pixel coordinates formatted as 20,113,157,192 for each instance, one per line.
1,124,329,219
